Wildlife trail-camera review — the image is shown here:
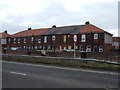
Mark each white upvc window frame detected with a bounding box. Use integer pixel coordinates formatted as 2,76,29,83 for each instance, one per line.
24,38,26,43
52,35,56,41
31,37,34,42
38,37,41,43
47,45,51,50
63,35,67,43
18,38,20,43
13,38,16,43
86,45,91,52
99,46,103,52
80,45,84,52
81,34,86,42
8,38,11,43
1,38,6,44
44,36,47,43
94,33,98,39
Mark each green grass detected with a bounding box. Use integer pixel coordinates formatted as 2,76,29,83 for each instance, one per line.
2,55,120,72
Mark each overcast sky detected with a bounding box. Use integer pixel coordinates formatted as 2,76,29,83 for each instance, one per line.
0,0,119,36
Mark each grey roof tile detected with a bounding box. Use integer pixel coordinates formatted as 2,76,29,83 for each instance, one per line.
43,25,85,35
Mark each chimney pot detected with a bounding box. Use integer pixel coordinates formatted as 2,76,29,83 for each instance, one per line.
4,30,7,33
52,25,56,28
85,21,90,25
28,27,32,30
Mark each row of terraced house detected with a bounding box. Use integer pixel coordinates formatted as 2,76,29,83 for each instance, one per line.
0,21,120,52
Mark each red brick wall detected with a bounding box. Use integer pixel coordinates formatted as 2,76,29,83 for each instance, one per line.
103,44,112,52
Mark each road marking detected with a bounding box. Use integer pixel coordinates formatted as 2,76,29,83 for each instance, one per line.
3,61,119,75
10,71,27,76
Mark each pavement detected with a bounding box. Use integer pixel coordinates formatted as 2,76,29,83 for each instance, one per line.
2,61,119,88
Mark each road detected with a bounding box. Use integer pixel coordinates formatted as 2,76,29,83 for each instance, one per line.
2,61,119,88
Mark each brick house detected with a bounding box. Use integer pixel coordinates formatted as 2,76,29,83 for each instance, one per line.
0,31,11,49
112,37,120,51
43,22,113,52
5,21,113,52
9,28,49,50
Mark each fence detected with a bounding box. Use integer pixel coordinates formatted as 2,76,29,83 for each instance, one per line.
2,50,120,63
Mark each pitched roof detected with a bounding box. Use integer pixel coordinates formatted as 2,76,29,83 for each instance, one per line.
44,24,112,35
0,32,10,38
11,28,49,37
80,24,112,35
112,37,120,42
44,25,85,35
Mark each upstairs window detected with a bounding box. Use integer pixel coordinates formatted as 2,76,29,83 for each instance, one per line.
38,37,41,43
1,38,6,44
13,38,16,43
94,33,98,39
52,36,56,41
81,34,86,42
24,38,26,43
44,36,47,43
31,37,34,41
63,35,66,43
8,38,11,43
18,38,20,43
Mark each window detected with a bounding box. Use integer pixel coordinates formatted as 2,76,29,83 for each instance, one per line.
99,46,103,52
13,38,16,43
23,46,26,49
94,33,98,39
52,36,56,41
35,46,38,50
93,46,99,52
1,38,6,44
47,45,51,50
31,37,34,41
28,46,31,50
59,46,62,50
80,45,84,52
43,46,46,50
8,38,11,42
81,34,86,42
76,46,78,49
44,36,47,43
68,46,71,49
68,35,70,37
64,47,66,50
86,45,91,52
38,37,41,43
18,38,20,43
24,38,26,43
63,35,67,43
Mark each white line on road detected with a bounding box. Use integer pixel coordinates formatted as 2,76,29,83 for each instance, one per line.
3,61,119,75
10,71,27,76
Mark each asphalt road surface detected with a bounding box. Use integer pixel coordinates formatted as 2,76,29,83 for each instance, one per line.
2,61,119,88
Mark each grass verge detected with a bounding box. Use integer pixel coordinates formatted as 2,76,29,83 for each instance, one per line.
2,55,120,72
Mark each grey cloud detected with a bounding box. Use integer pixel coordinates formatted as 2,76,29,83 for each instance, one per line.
1,1,118,36
1,21,25,34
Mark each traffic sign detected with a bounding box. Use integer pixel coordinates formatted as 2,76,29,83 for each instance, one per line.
73,34,77,42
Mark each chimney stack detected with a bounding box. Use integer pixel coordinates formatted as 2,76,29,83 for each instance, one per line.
4,30,7,33
28,27,32,30
52,25,56,28
85,21,90,25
